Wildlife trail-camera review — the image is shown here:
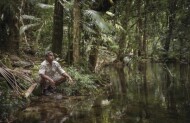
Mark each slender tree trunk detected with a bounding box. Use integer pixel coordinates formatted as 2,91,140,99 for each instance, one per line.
117,32,126,61
137,0,143,57
164,0,177,60
89,41,99,72
52,0,63,56
117,0,132,61
0,19,7,51
2,3,20,54
72,0,81,65
7,16,20,54
66,19,72,64
143,0,149,58
116,67,127,93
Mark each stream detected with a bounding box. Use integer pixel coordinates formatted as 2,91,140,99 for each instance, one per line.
13,62,190,123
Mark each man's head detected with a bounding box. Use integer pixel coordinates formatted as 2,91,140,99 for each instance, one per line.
45,51,54,62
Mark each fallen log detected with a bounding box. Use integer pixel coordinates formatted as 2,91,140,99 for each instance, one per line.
24,83,38,98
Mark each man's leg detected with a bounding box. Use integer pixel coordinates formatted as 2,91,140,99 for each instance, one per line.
39,77,46,94
47,76,66,93
39,77,52,95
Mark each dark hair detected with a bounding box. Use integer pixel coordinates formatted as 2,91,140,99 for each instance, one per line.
45,51,53,57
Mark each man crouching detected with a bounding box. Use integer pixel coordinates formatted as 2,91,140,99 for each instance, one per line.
39,51,73,96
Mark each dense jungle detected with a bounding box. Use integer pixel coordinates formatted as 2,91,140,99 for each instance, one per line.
0,0,190,123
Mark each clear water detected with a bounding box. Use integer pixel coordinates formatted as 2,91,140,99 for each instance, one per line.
14,63,190,123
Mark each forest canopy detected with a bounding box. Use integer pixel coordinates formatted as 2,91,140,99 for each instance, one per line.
0,0,190,68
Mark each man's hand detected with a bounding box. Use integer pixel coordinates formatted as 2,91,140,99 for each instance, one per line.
40,74,55,86
50,79,55,84
62,72,75,85
68,77,75,85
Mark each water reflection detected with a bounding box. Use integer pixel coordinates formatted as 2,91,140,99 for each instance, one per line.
115,66,127,93
14,63,190,123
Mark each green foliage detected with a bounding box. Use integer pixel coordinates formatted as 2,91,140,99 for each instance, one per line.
31,2,54,53
0,82,29,121
84,10,114,33
57,66,98,96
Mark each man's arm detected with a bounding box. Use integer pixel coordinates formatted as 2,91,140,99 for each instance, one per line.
55,61,73,83
56,62,73,81
61,72,72,82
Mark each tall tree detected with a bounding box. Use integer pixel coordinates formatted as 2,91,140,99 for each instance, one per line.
117,0,132,61
89,40,99,72
52,0,63,56
142,0,149,58
0,0,20,54
137,0,143,57
164,0,177,59
72,0,81,65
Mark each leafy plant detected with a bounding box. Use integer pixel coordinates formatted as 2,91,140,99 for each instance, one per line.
57,66,98,96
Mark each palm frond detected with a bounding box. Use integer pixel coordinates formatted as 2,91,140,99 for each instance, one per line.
84,10,113,33
0,67,23,95
83,23,97,34
0,66,37,97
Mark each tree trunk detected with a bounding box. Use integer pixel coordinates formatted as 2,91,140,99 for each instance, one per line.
117,0,132,61
137,0,143,57
66,18,73,64
52,0,63,56
116,67,127,93
1,3,20,54
0,19,7,51
164,0,177,60
117,32,127,61
72,0,81,65
89,43,99,72
7,16,20,54
143,0,148,58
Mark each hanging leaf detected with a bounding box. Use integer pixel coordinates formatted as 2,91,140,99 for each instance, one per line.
106,11,115,17
21,15,41,21
84,10,113,33
36,3,54,9
83,24,97,34
20,23,39,35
